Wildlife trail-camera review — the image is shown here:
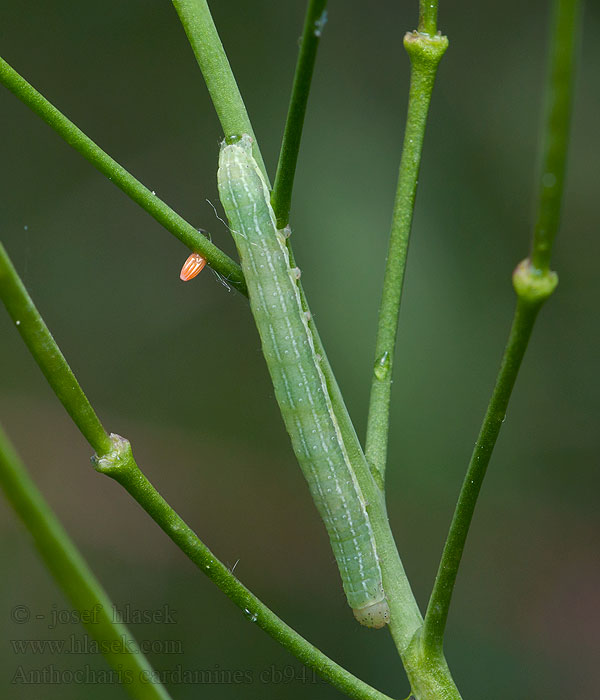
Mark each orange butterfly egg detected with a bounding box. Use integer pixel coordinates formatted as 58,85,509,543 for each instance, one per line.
180,252,207,281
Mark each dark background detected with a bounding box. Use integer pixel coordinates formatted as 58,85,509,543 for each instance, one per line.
1,1,598,698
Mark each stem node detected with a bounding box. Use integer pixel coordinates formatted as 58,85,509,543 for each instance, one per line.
92,434,137,480
403,31,448,67
512,258,558,305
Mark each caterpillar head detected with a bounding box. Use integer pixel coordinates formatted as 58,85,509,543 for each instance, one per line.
223,133,253,151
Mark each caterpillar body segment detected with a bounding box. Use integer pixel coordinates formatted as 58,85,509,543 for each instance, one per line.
217,135,389,628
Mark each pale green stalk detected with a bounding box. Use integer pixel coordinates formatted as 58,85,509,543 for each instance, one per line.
420,0,580,658
271,0,328,228
0,425,172,700
171,0,267,179
0,242,112,456
365,30,448,484
530,0,580,271
419,1,439,35
0,57,246,294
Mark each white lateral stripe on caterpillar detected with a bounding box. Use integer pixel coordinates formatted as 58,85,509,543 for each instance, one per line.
217,134,389,628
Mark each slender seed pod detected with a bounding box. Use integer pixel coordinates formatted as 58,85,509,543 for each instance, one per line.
217,134,389,628
180,253,207,281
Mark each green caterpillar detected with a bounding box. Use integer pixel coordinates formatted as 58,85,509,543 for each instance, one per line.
217,134,389,629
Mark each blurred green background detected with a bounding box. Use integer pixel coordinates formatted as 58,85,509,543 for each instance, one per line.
1,1,598,698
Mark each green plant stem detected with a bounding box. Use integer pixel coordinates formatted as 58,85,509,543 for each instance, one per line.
531,0,580,272
0,243,112,456
0,56,246,294
93,434,393,700
0,425,172,700
271,0,328,228
418,0,439,36
421,0,578,656
365,32,448,483
421,296,545,654
171,0,268,180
